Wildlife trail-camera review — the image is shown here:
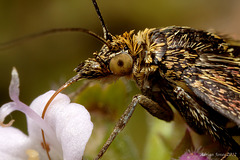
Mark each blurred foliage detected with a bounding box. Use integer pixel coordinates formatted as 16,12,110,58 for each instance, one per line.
0,0,240,159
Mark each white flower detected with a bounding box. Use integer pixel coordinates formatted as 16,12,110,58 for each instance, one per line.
0,68,93,160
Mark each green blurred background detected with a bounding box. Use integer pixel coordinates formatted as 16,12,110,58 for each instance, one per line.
0,0,240,159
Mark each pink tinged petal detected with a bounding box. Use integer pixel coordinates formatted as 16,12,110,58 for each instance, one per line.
180,152,210,160
0,102,16,124
0,67,20,126
0,126,31,160
1,68,93,159
9,67,20,102
1,68,56,141
0,99,56,137
28,91,93,160
0,68,59,158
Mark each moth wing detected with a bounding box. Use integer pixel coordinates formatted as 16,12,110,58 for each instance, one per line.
183,60,240,125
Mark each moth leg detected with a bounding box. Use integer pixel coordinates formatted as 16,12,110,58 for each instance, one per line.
137,94,173,122
94,94,173,160
94,94,139,160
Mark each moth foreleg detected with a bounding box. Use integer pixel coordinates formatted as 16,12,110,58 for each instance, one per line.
94,94,139,160
94,94,174,159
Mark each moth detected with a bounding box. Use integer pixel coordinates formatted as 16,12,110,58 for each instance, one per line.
3,0,240,159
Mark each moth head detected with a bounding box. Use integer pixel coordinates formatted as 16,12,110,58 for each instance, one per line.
74,43,133,79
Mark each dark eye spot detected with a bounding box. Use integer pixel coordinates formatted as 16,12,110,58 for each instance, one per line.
117,60,124,67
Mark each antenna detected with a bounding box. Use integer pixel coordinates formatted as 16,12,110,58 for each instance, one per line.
0,28,110,50
92,0,112,41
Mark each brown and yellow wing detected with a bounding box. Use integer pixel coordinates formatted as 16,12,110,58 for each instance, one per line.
183,43,240,125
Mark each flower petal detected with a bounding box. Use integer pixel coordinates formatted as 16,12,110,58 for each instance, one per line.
1,68,93,159
0,102,16,125
180,152,210,160
9,67,20,102
28,91,93,160
0,96,57,143
0,96,60,159
0,126,30,160
55,103,93,160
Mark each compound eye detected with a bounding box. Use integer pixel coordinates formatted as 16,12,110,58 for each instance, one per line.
109,53,133,75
